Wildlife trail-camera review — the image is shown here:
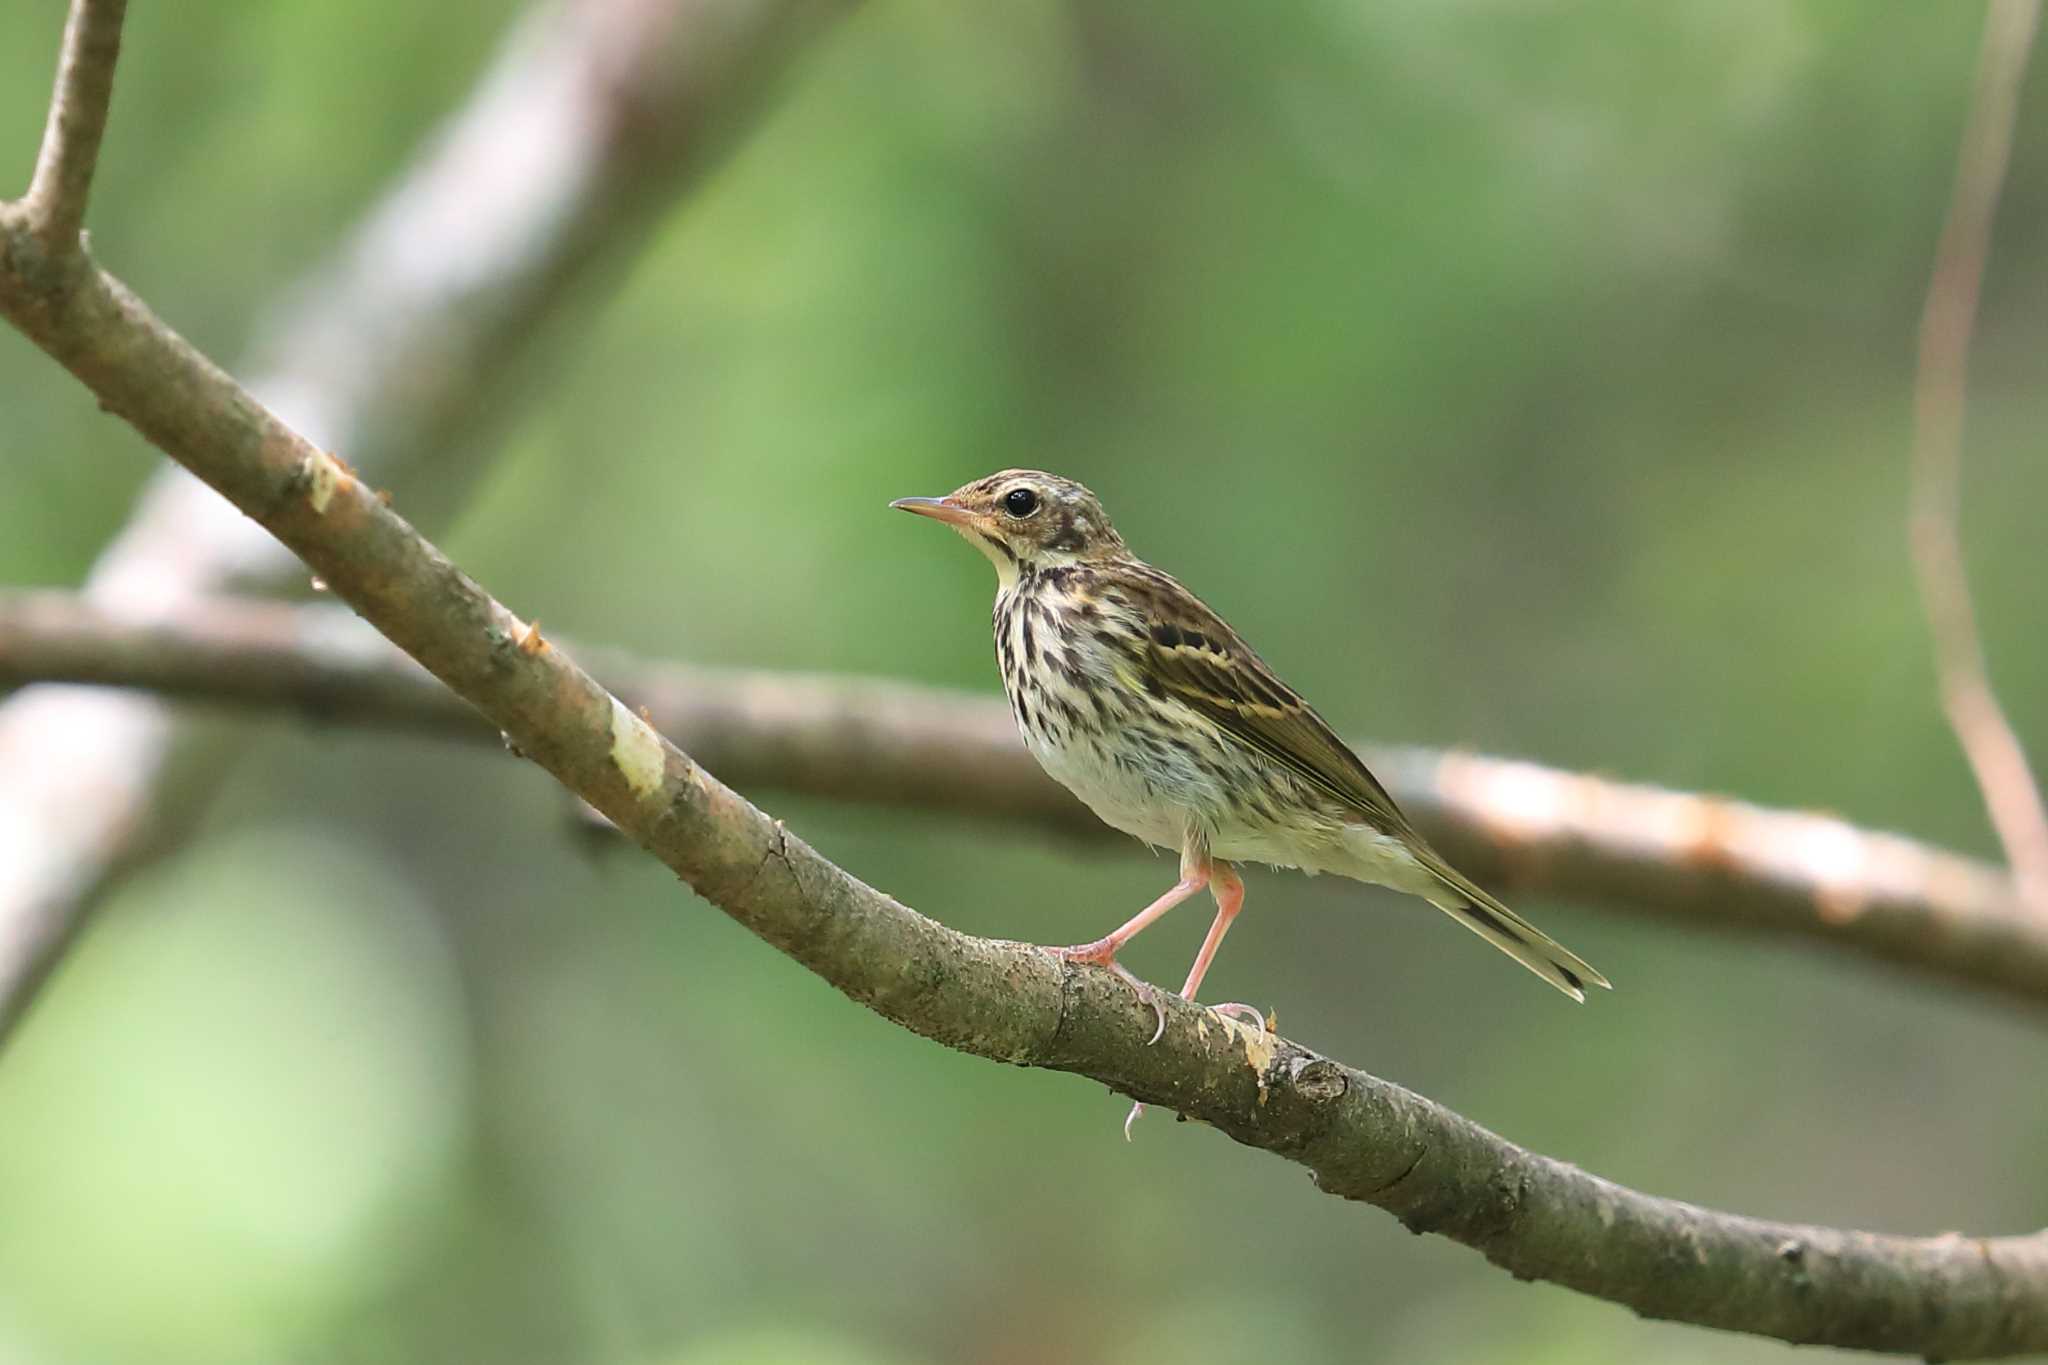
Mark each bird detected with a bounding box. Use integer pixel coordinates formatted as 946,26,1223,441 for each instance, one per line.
892,470,1607,1132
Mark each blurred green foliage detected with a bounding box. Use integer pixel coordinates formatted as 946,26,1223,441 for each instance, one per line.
4,2,2047,1362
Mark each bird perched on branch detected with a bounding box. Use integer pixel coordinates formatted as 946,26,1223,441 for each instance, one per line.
893,470,1606,1132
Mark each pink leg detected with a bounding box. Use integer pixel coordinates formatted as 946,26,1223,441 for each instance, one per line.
1047,846,1210,1046
1125,862,1262,1140
1178,861,1244,1002
1052,851,1209,966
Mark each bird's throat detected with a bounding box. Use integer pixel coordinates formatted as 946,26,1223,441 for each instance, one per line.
957,526,1022,590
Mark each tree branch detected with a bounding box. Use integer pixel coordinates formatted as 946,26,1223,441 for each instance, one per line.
0,0,857,1044
3,249,2048,1360
1909,0,2048,909
19,0,125,256
5,588,2046,1016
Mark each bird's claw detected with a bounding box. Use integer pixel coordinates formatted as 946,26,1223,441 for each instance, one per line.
1120,1003,1265,1140
1207,1001,1270,1032
1108,961,1169,1045
1043,941,1168,1045
1132,1001,1266,1142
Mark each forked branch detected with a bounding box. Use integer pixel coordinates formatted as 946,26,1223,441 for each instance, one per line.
0,0,861,1048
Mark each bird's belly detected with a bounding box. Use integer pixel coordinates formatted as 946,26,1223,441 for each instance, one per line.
1021,712,1346,871
1208,824,1329,869
1026,729,1192,850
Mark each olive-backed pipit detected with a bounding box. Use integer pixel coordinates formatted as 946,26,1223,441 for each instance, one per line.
894,470,1607,1124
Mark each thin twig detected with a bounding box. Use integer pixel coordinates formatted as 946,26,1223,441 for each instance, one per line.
1910,0,2048,909
4,590,2047,1013
19,0,127,254
2,262,2046,1357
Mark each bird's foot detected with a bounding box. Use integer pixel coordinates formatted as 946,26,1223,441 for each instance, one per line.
1043,938,1167,1045
1206,1001,1270,1032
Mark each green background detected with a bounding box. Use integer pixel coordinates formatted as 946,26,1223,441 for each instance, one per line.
3,2,2046,1362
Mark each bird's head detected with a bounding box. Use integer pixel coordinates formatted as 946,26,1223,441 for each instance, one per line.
892,469,1126,586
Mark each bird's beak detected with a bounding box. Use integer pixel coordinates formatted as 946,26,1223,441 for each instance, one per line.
889,496,977,528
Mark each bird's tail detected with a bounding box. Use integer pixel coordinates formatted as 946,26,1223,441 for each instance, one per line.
1420,861,1610,1002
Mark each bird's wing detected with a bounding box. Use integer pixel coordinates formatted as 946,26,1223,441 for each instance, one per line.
1118,565,1610,998
1122,569,1418,838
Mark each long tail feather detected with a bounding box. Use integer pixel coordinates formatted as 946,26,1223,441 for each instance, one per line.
1422,865,1610,1002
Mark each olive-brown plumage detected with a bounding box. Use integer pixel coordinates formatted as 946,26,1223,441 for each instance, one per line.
894,471,1606,1127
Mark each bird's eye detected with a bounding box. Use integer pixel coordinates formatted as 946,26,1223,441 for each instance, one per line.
1002,487,1040,518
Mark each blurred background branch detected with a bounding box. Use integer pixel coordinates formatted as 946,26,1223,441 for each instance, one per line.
0,0,855,1045
1909,0,2048,911
5,589,2047,1015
